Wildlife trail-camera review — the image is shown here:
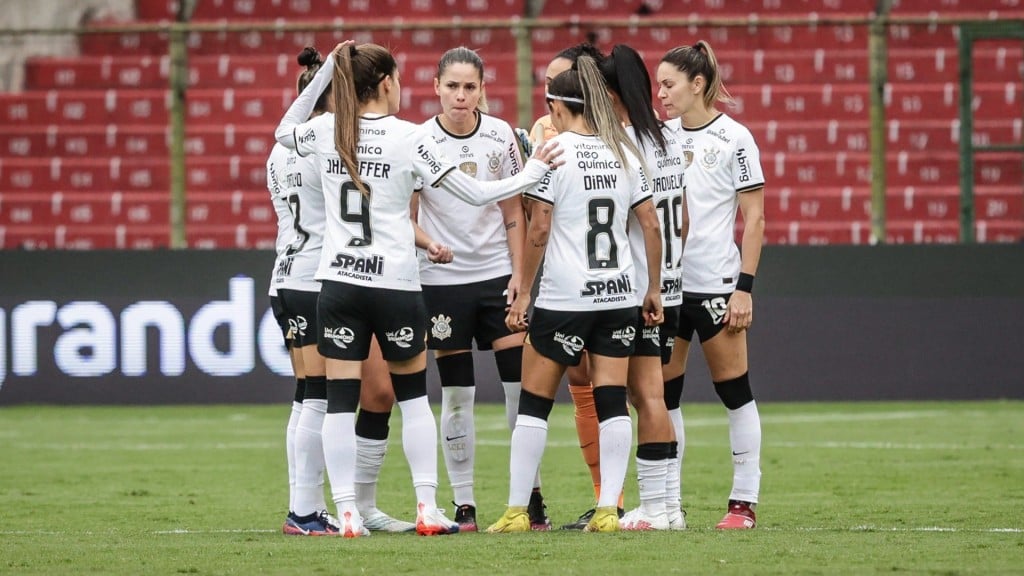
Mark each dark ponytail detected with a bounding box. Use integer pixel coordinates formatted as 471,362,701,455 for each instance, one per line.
600,44,666,154
296,46,330,114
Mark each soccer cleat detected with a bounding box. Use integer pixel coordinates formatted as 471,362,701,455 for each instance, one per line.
560,507,595,530
527,490,552,531
361,507,416,533
453,503,478,532
561,506,624,530
583,506,621,533
339,510,370,538
282,510,341,536
715,500,757,530
320,510,342,532
667,507,687,531
416,503,460,536
485,506,531,533
619,507,670,531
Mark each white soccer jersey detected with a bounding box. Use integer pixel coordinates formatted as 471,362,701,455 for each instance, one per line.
417,113,523,285
291,112,457,291
676,113,765,294
271,142,325,293
267,143,294,297
524,132,651,312
625,125,685,307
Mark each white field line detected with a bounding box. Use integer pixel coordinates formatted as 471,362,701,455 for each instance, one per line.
476,409,951,431
12,410,1017,452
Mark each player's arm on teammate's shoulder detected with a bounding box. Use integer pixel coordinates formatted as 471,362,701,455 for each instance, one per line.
435,139,565,206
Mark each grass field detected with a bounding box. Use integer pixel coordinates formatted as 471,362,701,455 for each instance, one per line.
1,400,1022,575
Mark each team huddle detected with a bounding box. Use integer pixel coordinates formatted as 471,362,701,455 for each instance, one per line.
266,37,766,537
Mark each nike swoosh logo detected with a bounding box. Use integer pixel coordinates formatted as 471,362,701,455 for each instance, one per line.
732,451,749,456
445,435,467,442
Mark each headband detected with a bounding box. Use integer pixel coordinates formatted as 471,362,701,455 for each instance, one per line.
546,92,585,104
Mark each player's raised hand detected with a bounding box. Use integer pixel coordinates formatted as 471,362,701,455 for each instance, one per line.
332,40,356,59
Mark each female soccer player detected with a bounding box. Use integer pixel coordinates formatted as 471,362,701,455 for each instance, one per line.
414,46,549,532
274,41,562,537
599,44,687,531
273,47,417,536
527,43,631,531
487,55,663,534
657,40,766,530
267,47,336,535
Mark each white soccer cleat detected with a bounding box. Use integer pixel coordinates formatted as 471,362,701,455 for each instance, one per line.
619,507,671,531
361,507,416,533
667,507,687,531
339,510,370,538
416,503,460,536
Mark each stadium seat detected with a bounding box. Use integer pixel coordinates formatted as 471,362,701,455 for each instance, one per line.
767,186,872,222
188,223,279,249
133,0,524,20
23,55,302,91
0,124,274,158
187,191,278,226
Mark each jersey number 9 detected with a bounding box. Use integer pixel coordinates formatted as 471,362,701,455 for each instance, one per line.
340,181,373,247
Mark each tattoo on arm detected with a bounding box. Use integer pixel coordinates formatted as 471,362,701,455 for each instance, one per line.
505,221,518,230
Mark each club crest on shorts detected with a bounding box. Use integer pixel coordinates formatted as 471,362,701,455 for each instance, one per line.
486,150,502,174
431,314,453,341
324,326,355,348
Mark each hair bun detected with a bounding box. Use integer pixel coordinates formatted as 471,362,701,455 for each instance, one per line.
297,46,323,68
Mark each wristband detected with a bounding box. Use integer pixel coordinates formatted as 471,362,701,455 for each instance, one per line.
736,272,755,293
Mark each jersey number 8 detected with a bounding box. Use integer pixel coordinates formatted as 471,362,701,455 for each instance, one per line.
587,197,618,270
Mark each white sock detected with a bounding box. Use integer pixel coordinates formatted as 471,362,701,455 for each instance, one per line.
596,415,632,509
727,401,762,504
636,456,668,516
501,381,520,431
293,399,326,516
502,381,543,490
286,401,302,512
509,415,547,507
355,436,386,513
397,396,439,509
666,407,685,510
441,386,476,506
321,411,356,509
